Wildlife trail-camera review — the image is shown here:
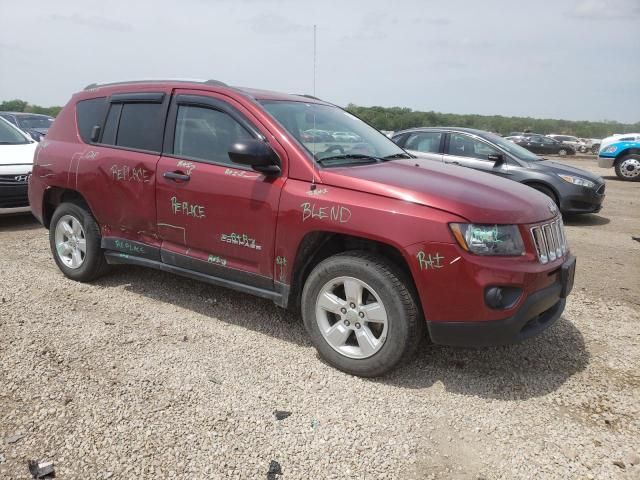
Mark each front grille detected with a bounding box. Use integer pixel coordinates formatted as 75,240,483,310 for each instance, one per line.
530,217,567,264
0,174,30,185
596,184,605,195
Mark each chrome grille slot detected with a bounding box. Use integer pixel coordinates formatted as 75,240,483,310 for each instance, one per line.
531,217,568,264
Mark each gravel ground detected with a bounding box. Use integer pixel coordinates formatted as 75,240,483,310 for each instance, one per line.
1,156,639,479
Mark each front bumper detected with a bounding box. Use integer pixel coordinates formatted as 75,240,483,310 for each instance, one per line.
0,183,29,214
598,156,615,168
427,282,566,346
427,255,574,346
558,182,605,214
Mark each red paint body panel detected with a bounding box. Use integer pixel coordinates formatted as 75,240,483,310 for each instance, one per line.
29,80,572,331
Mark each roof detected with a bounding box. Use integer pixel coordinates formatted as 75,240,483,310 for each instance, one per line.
81,79,328,104
0,112,53,118
394,126,491,136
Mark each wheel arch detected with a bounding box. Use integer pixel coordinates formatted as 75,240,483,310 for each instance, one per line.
615,148,640,163
42,187,91,229
521,181,560,206
286,231,419,314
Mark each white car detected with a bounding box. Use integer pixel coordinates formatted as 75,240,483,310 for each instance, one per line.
0,117,37,214
547,134,589,153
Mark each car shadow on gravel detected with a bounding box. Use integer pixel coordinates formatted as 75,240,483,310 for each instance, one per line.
0,214,41,232
96,266,311,346
379,316,589,400
563,214,610,227
94,266,588,401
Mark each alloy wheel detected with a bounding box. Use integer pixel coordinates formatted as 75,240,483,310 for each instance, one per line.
315,276,388,359
54,214,87,269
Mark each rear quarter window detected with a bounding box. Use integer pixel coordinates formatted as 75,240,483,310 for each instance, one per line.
76,97,108,143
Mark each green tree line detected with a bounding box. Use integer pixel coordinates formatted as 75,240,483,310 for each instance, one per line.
0,99,62,117
346,104,640,139
3,98,638,139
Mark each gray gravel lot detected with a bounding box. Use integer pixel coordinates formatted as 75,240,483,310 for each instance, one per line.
1,156,639,479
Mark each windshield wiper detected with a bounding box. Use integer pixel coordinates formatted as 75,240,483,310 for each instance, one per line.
382,152,412,160
316,154,382,166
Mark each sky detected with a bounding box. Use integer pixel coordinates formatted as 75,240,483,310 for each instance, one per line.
1,0,639,123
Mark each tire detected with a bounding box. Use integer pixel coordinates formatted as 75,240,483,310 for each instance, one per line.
49,202,109,282
301,251,423,377
529,184,559,208
591,144,599,155
558,148,568,156
615,154,640,182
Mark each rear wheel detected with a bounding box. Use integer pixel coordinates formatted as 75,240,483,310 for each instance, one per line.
558,148,568,156
49,202,109,281
301,251,423,377
615,154,640,182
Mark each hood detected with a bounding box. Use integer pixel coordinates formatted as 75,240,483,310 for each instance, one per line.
534,159,603,184
28,128,49,135
320,159,557,224
0,142,37,171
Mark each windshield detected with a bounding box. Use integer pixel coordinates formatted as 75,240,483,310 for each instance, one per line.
259,101,407,165
482,132,541,162
0,118,31,145
17,116,54,129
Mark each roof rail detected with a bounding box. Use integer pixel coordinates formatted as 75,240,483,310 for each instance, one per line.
83,78,229,90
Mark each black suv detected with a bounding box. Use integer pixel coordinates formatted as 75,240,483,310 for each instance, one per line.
393,127,605,215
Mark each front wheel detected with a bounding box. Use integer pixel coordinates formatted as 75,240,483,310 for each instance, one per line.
49,202,109,281
615,154,640,182
301,251,423,377
558,148,568,156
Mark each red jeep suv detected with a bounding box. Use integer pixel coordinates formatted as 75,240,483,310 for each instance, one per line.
29,79,575,377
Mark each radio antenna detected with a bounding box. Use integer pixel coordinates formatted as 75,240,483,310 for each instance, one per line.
313,24,317,97
310,24,318,188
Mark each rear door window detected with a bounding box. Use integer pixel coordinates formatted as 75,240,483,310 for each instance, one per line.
405,132,442,153
115,103,164,153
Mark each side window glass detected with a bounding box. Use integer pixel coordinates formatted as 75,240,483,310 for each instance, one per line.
116,103,164,153
173,105,253,166
76,97,107,143
448,134,499,160
405,132,442,153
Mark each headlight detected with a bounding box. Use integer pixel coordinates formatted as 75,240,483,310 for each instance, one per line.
449,224,525,256
603,146,617,153
557,174,595,188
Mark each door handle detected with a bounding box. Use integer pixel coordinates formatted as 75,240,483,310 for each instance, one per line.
163,171,190,182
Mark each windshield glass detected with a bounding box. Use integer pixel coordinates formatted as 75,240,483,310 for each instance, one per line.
259,101,407,164
17,116,53,129
0,118,30,145
482,132,541,162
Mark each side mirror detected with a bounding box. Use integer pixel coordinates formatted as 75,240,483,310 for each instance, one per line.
228,139,281,175
90,125,101,143
488,153,505,167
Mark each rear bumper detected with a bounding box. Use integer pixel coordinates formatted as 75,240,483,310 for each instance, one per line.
426,259,573,347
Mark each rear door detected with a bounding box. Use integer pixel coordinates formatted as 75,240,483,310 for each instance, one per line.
75,92,170,255
155,90,286,289
400,131,444,162
443,132,511,178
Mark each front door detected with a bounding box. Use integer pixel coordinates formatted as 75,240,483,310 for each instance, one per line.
443,132,511,178
155,90,286,289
